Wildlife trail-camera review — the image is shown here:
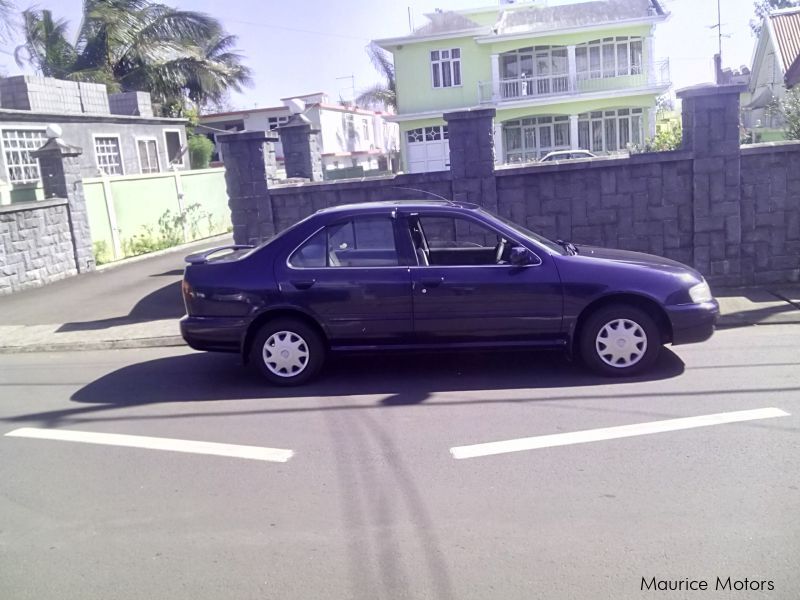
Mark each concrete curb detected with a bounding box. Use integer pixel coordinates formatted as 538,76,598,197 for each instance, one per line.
0,336,186,354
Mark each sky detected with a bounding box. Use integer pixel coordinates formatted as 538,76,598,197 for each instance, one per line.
0,0,758,111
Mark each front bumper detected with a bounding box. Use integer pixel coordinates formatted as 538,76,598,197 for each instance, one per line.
180,315,248,353
667,299,720,345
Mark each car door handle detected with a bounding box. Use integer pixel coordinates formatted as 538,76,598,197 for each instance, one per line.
420,277,444,287
290,279,316,290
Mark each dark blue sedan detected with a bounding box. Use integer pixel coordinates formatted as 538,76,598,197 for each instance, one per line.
180,200,719,385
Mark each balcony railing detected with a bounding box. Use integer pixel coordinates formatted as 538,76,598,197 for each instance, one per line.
478,59,670,104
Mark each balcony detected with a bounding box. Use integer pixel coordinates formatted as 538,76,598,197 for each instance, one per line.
478,59,670,105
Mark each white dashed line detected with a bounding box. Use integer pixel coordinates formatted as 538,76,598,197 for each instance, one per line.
450,407,791,459
5,428,294,463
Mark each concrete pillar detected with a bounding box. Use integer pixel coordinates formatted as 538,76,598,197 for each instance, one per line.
444,107,497,212
493,121,504,165
567,45,577,92
569,115,580,150
645,36,655,83
217,130,278,245
31,133,95,273
676,83,746,285
647,107,657,138
277,114,323,182
490,54,501,102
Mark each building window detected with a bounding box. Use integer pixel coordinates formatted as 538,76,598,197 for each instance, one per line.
406,125,448,144
431,48,461,88
499,46,569,97
136,138,160,174
576,37,643,79
1,129,46,183
93,136,123,175
267,116,289,130
577,108,643,153
503,116,570,163
164,130,182,166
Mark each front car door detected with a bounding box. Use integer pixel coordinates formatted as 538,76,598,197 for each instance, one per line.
275,211,414,347
404,209,563,344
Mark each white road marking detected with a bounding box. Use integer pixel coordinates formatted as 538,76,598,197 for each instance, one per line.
450,407,791,460
4,428,294,463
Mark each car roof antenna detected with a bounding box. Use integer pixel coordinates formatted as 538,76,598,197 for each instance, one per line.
390,186,452,203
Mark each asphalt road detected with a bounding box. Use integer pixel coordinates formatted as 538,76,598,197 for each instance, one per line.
0,326,798,600
0,236,232,326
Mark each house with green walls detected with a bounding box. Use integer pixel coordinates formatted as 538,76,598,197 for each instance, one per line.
374,0,670,172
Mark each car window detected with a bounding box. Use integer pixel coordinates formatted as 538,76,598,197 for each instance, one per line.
415,215,506,266
290,216,399,268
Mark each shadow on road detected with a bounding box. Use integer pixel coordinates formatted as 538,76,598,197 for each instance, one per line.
57,281,183,332
69,348,686,405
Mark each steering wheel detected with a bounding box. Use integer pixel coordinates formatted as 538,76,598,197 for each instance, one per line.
494,238,508,264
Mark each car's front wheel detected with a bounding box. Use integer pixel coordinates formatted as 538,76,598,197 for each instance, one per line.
580,304,661,377
250,318,325,386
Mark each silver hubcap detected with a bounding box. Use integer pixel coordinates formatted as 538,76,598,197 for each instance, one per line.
262,331,310,378
595,318,647,368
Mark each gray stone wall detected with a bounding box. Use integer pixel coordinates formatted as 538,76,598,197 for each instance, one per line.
0,199,77,295
495,152,695,266
740,143,800,284
218,83,800,288
269,171,453,232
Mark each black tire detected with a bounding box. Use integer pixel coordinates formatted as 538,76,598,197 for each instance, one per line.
579,304,661,377
250,318,325,386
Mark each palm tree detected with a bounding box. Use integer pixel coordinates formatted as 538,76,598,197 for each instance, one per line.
356,43,396,111
14,0,250,115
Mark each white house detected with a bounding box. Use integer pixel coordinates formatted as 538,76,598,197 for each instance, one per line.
742,6,800,141
199,93,400,176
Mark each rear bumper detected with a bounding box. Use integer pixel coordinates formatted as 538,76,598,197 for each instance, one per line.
180,316,248,353
667,300,720,345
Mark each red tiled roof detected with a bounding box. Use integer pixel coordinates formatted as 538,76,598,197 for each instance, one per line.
770,9,800,71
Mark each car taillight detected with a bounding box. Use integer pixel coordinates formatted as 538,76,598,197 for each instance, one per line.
182,279,193,300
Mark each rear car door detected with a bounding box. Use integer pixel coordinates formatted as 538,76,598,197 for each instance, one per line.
406,210,563,343
275,212,413,347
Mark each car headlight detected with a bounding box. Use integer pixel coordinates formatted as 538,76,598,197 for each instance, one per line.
689,280,713,303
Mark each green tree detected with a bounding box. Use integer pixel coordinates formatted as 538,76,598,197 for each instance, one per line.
14,0,251,115
356,43,396,111
779,88,800,139
751,0,800,36
187,134,214,169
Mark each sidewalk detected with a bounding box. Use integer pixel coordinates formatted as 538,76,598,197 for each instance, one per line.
1,281,798,353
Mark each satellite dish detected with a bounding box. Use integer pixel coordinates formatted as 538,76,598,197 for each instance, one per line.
287,98,306,115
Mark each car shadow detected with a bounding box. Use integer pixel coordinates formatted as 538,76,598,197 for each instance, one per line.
76,347,685,403
56,281,183,332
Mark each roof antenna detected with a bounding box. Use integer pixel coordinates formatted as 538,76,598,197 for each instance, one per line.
391,186,452,202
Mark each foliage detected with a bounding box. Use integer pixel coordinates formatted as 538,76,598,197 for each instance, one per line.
628,125,683,154
779,88,800,140
356,43,396,111
122,202,212,257
92,240,112,265
751,0,800,36
14,0,251,116
188,134,214,168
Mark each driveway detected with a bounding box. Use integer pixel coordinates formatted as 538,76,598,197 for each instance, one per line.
0,236,232,328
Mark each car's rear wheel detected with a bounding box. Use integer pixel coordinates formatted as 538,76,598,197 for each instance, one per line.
250,318,325,386
580,304,660,377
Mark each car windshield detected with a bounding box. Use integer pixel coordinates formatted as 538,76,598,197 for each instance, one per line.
482,209,567,255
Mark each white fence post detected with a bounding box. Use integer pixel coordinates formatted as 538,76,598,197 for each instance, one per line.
172,164,188,242
101,174,123,259
0,178,10,206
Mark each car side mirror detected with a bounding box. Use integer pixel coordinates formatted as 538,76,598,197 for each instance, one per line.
510,246,536,266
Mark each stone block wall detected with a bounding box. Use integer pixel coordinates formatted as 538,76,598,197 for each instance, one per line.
740,143,800,284
269,171,453,232
0,199,77,295
495,152,695,266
